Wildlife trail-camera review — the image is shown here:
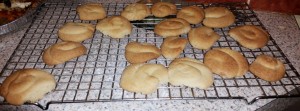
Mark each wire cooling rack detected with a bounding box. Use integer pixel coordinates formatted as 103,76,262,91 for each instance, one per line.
0,1,300,110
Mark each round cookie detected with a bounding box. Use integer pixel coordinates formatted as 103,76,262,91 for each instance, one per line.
125,42,161,64
121,3,151,21
250,55,285,82
177,6,205,24
203,7,235,28
96,16,132,38
0,69,56,105
188,26,220,49
120,63,168,94
161,36,188,59
168,58,214,89
77,3,106,20
58,22,95,42
204,48,249,78
154,18,191,38
151,2,177,17
42,41,87,65
229,25,269,49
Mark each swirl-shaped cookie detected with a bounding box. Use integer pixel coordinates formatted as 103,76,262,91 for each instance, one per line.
154,18,191,38
151,2,177,17
42,41,87,65
58,22,95,42
177,6,205,24
120,63,168,94
168,58,214,89
161,36,188,59
121,3,151,21
96,16,132,38
203,7,235,28
204,48,249,78
250,55,285,82
229,25,269,49
77,3,106,20
188,26,220,49
0,69,56,105
125,42,161,63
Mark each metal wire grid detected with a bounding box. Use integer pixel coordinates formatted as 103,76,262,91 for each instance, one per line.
0,1,300,110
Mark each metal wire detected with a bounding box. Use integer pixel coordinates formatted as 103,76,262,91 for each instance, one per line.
0,1,300,110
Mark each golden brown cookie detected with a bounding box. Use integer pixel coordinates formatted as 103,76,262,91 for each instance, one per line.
121,3,151,21
168,58,214,89
203,7,235,28
250,55,285,82
120,63,168,94
229,25,269,49
77,3,106,20
125,42,161,63
188,26,220,49
154,18,191,37
42,41,87,65
204,48,249,78
161,36,188,59
151,2,177,17
0,69,56,105
177,6,205,24
96,16,132,38
58,22,95,42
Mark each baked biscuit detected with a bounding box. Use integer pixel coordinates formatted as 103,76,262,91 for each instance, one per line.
161,36,188,59
168,58,214,89
154,18,191,37
125,42,161,63
58,22,95,42
188,26,220,49
42,41,87,65
250,55,285,82
177,6,205,24
203,7,235,28
121,3,151,21
204,48,249,78
0,69,56,105
229,25,269,49
151,2,177,17
77,3,106,20
96,16,132,38
120,63,168,94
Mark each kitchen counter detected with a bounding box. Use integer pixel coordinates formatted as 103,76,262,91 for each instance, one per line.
0,0,300,111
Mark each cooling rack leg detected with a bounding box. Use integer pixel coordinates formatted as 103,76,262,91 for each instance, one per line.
247,97,260,105
34,102,48,110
